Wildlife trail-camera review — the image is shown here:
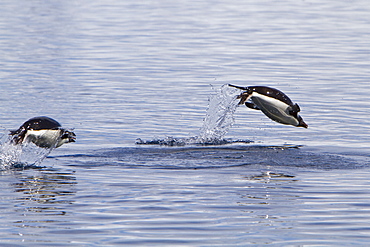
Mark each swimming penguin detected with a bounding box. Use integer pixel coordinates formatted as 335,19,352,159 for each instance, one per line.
9,116,76,148
229,84,308,128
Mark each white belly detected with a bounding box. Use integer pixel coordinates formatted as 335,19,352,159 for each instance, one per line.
24,129,63,148
251,92,299,126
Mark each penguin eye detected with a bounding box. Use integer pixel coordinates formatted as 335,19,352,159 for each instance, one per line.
61,133,69,139
289,104,300,113
288,104,301,117
61,131,71,139
293,103,301,112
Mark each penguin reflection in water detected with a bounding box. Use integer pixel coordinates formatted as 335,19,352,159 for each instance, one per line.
10,116,76,149
229,84,308,128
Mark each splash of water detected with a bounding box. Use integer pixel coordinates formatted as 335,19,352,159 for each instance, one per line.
136,84,250,146
198,84,240,142
0,130,54,170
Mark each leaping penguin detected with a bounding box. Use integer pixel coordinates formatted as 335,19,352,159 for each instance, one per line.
9,116,76,148
229,84,308,128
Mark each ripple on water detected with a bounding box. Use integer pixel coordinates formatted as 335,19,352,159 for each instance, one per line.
55,144,364,170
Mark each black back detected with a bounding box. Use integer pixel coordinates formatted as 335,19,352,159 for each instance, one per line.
250,86,294,106
18,116,61,131
9,116,62,144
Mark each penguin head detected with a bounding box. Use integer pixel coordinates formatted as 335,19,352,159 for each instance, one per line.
57,129,76,148
287,104,308,128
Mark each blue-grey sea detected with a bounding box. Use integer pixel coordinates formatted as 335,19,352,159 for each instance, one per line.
1,0,370,246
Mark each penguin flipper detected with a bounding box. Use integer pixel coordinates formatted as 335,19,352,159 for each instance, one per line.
245,102,261,110
228,84,249,90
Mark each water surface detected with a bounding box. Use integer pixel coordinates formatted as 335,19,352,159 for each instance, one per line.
0,0,370,246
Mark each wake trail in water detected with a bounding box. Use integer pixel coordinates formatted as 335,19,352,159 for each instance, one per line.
136,84,249,146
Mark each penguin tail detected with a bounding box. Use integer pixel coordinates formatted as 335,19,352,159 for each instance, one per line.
9,129,18,136
9,129,26,145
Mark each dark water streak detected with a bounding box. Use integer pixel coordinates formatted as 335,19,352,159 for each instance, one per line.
53,144,365,170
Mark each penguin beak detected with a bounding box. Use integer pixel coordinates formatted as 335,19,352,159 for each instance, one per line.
62,130,76,143
298,120,308,128
69,132,77,142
